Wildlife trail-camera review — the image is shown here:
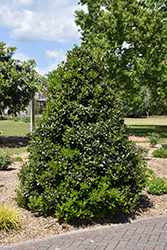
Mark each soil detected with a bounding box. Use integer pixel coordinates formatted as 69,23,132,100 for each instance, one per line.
0,136,29,148
0,136,167,246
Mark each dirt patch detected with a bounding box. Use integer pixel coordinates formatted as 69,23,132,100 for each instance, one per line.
129,135,149,142
0,140,167,246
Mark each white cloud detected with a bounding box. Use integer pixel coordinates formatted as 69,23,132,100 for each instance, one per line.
36,48,67,76
36,61,61,76
0,0,83,44
13,52,30,61
46,49,66,61
36,64,56,76
12,0,35,7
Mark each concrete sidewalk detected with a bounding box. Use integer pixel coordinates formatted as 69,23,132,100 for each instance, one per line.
1,215,167,250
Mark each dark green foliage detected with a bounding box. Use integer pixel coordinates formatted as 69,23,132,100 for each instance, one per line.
35,101,46,115
75,0,167,115
162,144,167,150
12,117,20,122
0,154,13,170
16,46,147,221
149,133,159,147
22,117,30,123
0,116,9,120
147,177,167,195
152,148,167,158
0,42,38,116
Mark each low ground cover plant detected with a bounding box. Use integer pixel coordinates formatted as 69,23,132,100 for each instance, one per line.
0,203,22,231
149,132,159,147
16,46,147,221
144,168,167,196
145,168,155,186
0,154,13,170
147,177,167,195
152,148,167,158
14,156,23,162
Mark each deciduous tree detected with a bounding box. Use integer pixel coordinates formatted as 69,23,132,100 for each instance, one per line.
75,0,167,114
0,42,38,115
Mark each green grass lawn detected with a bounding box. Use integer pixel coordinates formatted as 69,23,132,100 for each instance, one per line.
0,120,30,136
0,117,167,156
0,147,28,156
124,117,167,144
0,121,30,155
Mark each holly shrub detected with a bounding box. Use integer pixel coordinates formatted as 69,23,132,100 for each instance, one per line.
16,46,147,221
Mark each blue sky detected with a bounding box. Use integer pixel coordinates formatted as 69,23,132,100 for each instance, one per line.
0,0,85,76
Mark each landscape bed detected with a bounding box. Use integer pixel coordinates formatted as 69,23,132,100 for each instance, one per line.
0,117,167,246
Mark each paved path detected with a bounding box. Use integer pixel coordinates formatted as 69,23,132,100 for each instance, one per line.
1,215,167,250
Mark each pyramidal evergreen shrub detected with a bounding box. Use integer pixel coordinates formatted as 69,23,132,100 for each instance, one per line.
16,46,147,221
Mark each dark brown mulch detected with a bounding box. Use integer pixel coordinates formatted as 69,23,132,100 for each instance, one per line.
0,136,29,148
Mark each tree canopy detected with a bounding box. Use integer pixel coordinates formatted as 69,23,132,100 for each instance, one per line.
16,45,147,221
75,0,167,114
0,42,38,115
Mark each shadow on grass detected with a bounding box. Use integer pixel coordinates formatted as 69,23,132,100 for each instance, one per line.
128,125,167,141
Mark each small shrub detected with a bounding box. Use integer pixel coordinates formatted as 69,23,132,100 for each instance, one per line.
0,203,22,231
0,116,8,120
145,168,155,185
149,133,159,147
0,154,13,170
147,177,167,195
22,117,30,123
162,144,167,150
12,117,20,122
14,156,23,162
152,148,167,158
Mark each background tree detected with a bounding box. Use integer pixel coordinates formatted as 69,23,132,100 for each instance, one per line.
0,42,38,116
75,0,167,115
16,45,147,221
